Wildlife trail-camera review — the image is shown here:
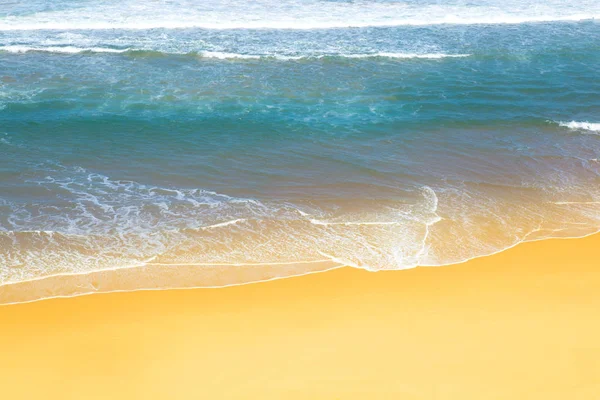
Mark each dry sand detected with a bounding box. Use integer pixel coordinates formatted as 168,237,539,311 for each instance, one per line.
1,234,599,399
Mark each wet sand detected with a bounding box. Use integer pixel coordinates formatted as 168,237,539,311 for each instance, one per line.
1,234,599,399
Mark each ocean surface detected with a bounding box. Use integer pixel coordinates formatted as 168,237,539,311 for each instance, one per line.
1,0,600,303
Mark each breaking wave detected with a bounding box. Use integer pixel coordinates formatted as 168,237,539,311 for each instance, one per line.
1,14,598,31
0,46,470,60
0,45,129,54
558,121,600,133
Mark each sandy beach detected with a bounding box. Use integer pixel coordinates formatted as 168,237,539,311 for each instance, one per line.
1,234,599,399
3,2,600,398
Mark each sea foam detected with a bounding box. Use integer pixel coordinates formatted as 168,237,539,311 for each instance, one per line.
0,46,130,54
1,0,599,31
558,121,600,133
0,46,470,60
0,15,597,31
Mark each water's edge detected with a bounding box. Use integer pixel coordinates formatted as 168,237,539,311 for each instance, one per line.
2,230,598,306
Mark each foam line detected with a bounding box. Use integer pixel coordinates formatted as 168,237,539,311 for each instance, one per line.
0,46,129,54
0,263,346,306
0,15,598,31
3,229,600,305
200,219,246,230
0,47,470,60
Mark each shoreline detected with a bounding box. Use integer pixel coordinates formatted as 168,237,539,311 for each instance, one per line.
2,229,599,306
1,233,599,398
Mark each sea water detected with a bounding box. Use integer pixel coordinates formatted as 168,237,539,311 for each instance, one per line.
1,0,600,303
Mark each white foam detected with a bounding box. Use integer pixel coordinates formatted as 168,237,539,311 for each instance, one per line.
0,45,129,54
342,53,470,59
0,15,597,31
201,219,246,230
4,164,266,236
1,0,598,31
558,121,600,133
174,51,470,60
0,46,470,60
0,174,450,283
165,51,471,60
199,51,262,59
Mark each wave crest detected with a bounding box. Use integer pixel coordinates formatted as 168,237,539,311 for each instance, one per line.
2,0,599,32
1,15,598,31
0,46,470,60
558,121,600,133
0,46,129,54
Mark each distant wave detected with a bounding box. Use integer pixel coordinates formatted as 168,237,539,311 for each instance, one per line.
0,15,597,31
0,46,469,60
200,51,470,60
2,0,599,34
558,121,600,133
337,53,470,60
0,46,129,54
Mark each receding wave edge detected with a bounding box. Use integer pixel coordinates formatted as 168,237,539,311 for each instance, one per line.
2,228,599,306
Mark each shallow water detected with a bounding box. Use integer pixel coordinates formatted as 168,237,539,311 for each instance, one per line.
1,0,600,303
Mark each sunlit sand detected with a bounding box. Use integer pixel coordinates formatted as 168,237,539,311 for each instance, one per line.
1,234,599,399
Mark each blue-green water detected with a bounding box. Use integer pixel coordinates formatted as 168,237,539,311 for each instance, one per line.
1,0,600,302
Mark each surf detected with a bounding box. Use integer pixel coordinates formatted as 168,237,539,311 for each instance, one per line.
1,0,599,31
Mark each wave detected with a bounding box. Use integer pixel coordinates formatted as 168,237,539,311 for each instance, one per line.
2,163,600,304
0,166,444,287
558,121,600,133
2,226,600,306
178,51,470,60
0,14,598,31
0,46,470,60
337,53,470,60
0,45,130,54
0,259,345,305
196,51,470,60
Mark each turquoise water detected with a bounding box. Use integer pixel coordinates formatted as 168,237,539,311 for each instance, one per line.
1,0,600,302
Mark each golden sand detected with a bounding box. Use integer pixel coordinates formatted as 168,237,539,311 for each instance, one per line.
1,234,599,399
